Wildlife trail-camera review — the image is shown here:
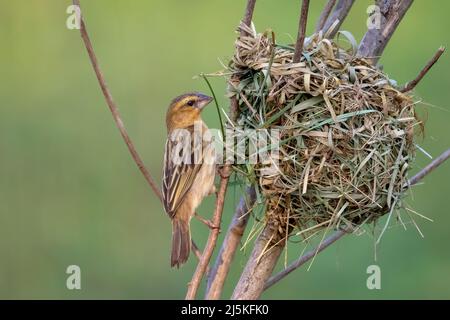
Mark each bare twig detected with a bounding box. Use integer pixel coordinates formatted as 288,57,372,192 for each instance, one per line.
264,147,450,291
205,186,257,300
265,229,349,290
316,0,337,33
401,47,445,93
232,0,257,119
185,167,231,300
72,0,162,201
73,1,212,265
183,2,259,300
407,148,450,187
191,240,203,261
191,239,211,275
293,0,310,63
241,0,257,37
200,0,258,300
234,0,257,116
322,0,355,38
357,0,414,64
231,224,285,299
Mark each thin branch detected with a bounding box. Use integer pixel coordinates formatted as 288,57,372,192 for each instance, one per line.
205,186,257,300
199,0,258,300
185,166,232,300
316,0,337,33
72,0,162,201
322,0,355,39
357,0,414,64
293,0,310,63
72,1,213,263
191,240,203,261
185,0,258,299
407,148,450,187
231,223,285,299
234,0,256,116
401,47,445,93
264,229,348,290
191,240,211,275
264,147,450,290
241,0,257,37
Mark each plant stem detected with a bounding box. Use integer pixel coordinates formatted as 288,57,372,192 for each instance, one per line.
72,0,161,201
401,47,445,93
185,166,232,300
205,186,257,299
293,0,310,63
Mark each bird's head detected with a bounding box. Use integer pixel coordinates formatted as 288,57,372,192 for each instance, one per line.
166,92,213,131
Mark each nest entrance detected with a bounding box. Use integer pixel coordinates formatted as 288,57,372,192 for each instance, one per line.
228,26,419,241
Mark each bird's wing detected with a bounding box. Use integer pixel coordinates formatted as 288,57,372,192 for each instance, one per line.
162,133,205,218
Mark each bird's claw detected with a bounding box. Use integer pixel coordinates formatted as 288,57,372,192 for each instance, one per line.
194,213,220,231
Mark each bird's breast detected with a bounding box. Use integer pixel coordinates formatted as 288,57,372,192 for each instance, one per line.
190,141,216,209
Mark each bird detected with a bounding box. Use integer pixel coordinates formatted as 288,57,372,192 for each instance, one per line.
162,92,216,267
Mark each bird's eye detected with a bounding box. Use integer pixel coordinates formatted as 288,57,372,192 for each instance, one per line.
187,100,195,107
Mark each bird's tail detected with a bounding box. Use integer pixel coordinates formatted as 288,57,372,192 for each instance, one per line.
171,218,191,268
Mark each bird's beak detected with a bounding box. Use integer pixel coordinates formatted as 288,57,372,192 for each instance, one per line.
196,94,213,110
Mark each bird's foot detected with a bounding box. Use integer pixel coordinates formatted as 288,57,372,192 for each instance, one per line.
194,212,220,230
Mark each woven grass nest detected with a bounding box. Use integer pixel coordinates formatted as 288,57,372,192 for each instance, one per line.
227,25,420,242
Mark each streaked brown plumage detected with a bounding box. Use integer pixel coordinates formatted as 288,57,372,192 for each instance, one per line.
162,92,216,267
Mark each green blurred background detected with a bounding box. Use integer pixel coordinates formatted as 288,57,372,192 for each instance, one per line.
0,0,449,299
